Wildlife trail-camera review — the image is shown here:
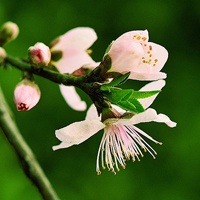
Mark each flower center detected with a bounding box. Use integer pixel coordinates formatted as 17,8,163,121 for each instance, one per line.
133,34,159,67
17,103,29,111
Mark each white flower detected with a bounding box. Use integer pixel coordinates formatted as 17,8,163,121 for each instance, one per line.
107,30,168,81
53,80,176,174
51,27,99,111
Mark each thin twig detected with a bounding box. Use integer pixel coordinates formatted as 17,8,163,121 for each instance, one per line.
0,86,60,200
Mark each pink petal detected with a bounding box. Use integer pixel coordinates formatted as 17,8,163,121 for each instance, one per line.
154,113,177,127
130,108,176,127
60,85,86,111
148,42,168,72
128,42,168,81
129,71,167,81
55,49,98,74
85,104,100,120
52,27,97,51
134,42,168,73
130,108,157,124
117,30,149,42
52,120,105,150
139,80,166,109
108,40,144,73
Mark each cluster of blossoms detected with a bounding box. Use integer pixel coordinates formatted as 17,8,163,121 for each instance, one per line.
0,22,176,174
50,28,176,174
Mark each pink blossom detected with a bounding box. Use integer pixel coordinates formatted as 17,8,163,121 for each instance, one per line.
53,80,176,174
14,79,41,111
28,42,51,66
107,30,168,80
51,27,99,111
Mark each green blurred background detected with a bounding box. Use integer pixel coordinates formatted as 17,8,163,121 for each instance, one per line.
0,0,199,199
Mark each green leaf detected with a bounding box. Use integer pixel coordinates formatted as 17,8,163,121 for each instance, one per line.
102,88,160,114
103,88,132,102
103,88,160,101
129,90,160,99
103,88,145,113
116,99,145,114
100,72,130,91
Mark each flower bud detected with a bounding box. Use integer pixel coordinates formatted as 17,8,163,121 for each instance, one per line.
0,21,19,45
28,42,51,66
0,47,6,65
14,79,41,111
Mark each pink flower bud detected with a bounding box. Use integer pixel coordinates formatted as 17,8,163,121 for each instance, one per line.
14,79,41,111
28,42,51,66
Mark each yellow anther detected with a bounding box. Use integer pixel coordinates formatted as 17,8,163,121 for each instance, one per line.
142,37,147,41
86,49,93,55
97,171,101,175
137,36,141,40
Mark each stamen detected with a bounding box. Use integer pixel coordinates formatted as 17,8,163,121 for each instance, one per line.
137,36,141,40
96,123,161,174
142,37,147,41
97,171,101,175
17,103,28,111
86,49,93,55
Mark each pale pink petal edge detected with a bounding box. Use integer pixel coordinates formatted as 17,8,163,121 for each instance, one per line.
60,85,86,111
53,120,105,150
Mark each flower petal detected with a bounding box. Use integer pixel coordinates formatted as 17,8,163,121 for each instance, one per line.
153,113,177,127
130,108,176,127
53,120,105,150
60,85,86,111
54,49,98,74
52,27,97,51
148,42,168,73
130,108,157,124
117,30,149,42
108,41,144,73
85,104,100,120
139,80,166,109
129,71,167,81
132,42,168,75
